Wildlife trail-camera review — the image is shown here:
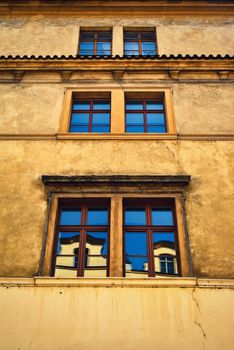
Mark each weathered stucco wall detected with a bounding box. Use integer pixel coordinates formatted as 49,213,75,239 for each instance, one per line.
0,17,233,56
0,139,233,277
0,83,233,135
0,282,233,350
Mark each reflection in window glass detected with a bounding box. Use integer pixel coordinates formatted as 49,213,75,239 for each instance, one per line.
160,256,175,274
84,231,108,277
87,208,108,225
125,208,146,225
124,31,156,55
152,209,173,226
153,232,177,275
125,232,148,277
60,208,81,225
79,31,111,55
55,232,80,277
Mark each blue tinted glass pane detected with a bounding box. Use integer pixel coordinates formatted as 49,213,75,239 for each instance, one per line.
92,125,110,133
153,232,175,245
126,101,143,110
92,113,110,124
125,232,147,255
93,101,110,110
97,42,111,54
81,32,95,39
141,32,155,39
80,42,94,54
73,101,90,111
124,42,139,54
147,113,165,124
70,125,89,132
125,208,146,225
126,125,145,133
148,125,166,133
125,32,138,39
57,232,80,255
160,257,174,274
98,32,111,39
146,102,164,110
142,42,156,51
126,113,144,125
86,232,108,256
60,208,81,225
87,208,108,225
71,113,89,124
152,209,173,225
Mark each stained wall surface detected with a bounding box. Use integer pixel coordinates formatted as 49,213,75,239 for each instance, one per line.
0,283,233,350
0,17,233,56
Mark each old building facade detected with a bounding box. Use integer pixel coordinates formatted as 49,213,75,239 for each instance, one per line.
0,1,234,349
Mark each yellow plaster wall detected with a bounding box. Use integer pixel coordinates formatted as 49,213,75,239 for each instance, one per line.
0,17,233,56
0,83,233,135
0,283,233,350
0,140,233,277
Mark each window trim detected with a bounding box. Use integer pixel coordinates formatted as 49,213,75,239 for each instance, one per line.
58,87,176,139
41,175,191,278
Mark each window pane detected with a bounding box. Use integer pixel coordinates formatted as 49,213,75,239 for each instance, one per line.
97,32,111,40
124,32,138,40
126,101,143,110
70,125,89,132
147,113,165,125
56,232,80,255
125,232,148,277
87,208,108,225
153,232,176,252
125,208,146,225
91,125,110,133
97,42,111,55
84,231,108,277
152,209,173,226
146,102,164,111
73,101,90,111
124,42,139,54
126,125,145,133
160,256,175,274
126,113,144,125
80,42,94,54
71,113,90,124
93,101,110,110
92,113,110,124
80,32,95,40
55,231,80,277
147,125,166,133
60,208,81,225
142,42,156,53
141,32,155,39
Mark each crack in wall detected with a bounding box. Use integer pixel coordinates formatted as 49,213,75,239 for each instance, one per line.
192,280,207,350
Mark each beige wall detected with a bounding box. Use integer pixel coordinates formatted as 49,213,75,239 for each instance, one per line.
0,17,233,56
0,281,233,350
0,139,233,277
0,83,233,135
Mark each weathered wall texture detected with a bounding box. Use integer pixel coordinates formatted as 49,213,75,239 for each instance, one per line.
0,17,233,56
0,139,233,277
0,83,233,135
0,284,233,350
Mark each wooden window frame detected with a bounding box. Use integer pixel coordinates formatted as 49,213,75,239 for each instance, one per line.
123,199,180,277
70,97,111,133
52,199,110,277
41,176,191,278
78,29,112,56
125,96,167,133
58,87,176,140
124,29,157,56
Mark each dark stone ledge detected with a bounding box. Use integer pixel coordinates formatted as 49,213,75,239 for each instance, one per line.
42,175,191,186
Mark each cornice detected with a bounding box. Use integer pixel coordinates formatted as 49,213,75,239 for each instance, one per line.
0,55,233,74
0,1,233,17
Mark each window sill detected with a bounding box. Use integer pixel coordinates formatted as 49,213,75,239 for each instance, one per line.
0,277,233,289
56,133,178,140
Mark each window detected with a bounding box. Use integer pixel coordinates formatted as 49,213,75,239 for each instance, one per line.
70,95,111,133
79,30,112,55
59,89,176,138
124,200,179,277
53,200,110,277
124,30,156,56
125,96,167,133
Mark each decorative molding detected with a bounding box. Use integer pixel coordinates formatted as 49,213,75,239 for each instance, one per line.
12,70,24,83
112,70,125,80
41,175,191,186
60,70,73,82
169,70,181,80
0,277,234,289
218,70,230,80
